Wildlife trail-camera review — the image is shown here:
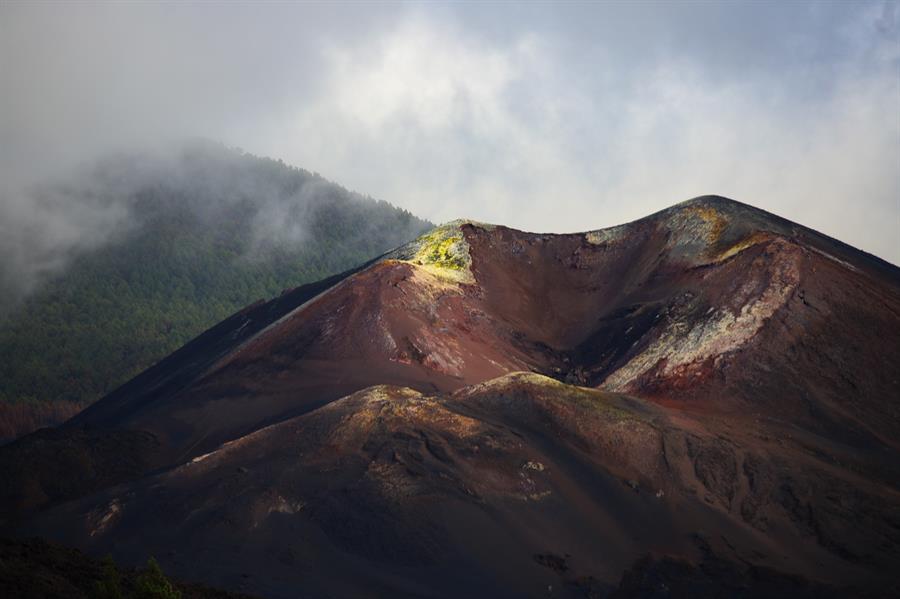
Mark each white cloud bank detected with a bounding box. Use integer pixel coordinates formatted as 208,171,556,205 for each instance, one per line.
1,1,898,266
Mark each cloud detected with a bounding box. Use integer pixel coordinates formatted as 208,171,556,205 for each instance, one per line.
261,4,898,263
0,178,133,307
1,0,898,279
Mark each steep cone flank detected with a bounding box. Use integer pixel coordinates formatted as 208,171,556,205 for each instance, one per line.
3,196,899,597
61,196,900,448
19,374,900,596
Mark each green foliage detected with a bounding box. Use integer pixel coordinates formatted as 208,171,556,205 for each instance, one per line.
0,143,432,439
93,555,124,599
134,557,181,599
418,233,467,270
410,224,471,272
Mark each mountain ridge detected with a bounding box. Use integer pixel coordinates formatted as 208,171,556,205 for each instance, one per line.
3,195,899,597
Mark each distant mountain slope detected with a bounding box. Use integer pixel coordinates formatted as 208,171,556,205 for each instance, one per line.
0,142,431,440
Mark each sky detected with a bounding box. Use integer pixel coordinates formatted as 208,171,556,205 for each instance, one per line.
2,1,899,264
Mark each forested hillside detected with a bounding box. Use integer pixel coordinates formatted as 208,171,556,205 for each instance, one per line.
0,142,431,441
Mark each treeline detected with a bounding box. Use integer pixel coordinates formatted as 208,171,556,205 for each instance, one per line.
0,400,85,441
0,141,432,441
0,537,255,598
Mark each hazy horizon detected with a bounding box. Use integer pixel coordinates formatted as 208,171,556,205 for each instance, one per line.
2,1,898,268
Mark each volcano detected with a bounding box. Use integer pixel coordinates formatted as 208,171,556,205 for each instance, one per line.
2,196,899,597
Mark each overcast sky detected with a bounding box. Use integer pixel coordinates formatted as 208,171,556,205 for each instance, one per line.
2,1,899,263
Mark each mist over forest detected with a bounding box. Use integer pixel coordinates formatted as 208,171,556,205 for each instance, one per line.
0,140,428,307
3,2,897,265
0,140,431,440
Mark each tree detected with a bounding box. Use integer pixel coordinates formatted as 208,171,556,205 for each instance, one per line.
133,557,181,599
93,555,124,599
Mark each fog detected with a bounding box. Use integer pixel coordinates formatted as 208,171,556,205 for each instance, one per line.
2,1,898,301
0,141,428,307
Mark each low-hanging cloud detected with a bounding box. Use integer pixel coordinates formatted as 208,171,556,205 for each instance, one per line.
0,141,427,309
1,0,897,304
0,176,133,306
269,3,899,262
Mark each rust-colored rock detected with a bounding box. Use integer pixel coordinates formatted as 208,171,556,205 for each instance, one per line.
3,196,899,597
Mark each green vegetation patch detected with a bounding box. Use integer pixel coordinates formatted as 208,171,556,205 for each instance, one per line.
413,229,469,271
385,220,477,284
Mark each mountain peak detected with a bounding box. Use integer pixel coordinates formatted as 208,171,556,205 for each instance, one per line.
4,197,899,597
673,194,745,209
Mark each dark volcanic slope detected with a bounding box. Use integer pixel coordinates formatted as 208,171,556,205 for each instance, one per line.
3,196,900,597
22,375,899,597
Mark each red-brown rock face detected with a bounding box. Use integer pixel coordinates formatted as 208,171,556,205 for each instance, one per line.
3,196,899,597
